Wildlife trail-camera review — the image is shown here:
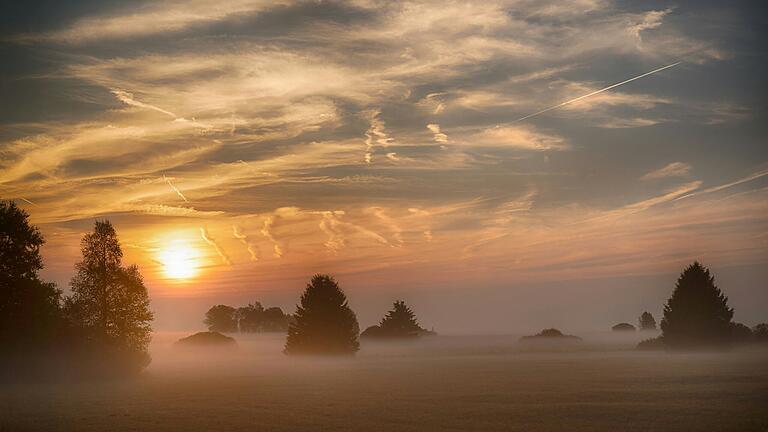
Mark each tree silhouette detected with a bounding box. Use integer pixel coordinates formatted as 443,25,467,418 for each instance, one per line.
660,262,733,349
0,201,62,366
362,300,424,338
638,311,657,331
753,323,768,343
284,274,359,355
236,302,264,332
205,305,238,332
261,306,290,332
65,220,153,372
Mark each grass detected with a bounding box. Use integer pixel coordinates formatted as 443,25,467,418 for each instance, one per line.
1,333,766,431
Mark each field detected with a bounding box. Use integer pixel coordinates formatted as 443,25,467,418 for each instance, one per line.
1,333,767,431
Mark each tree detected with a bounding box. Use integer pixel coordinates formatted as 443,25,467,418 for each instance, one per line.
262,307,290,332
660,262,733,349
236,302,264,332
753,323,768,343
639,311,657,331
204,305,238,333
362,300,423,339
0,201,62,358
284,274,359,355
729,322,753,344
65,220,153,372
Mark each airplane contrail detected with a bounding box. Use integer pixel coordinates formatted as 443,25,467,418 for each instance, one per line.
19,197,36,205
514,62,681,122
163,175,189,203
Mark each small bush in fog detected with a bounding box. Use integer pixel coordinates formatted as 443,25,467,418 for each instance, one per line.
612,323,636,332
284,274,359,355
521,328,581,340
660,262,733,349
176,331,237,347
637,336,665,351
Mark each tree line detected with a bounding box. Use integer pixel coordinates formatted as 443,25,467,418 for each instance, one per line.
3,200,767,377
204,302,292,333
1,201,152,379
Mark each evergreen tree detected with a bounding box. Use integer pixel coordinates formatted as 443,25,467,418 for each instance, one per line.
284,274,359,355
638,311,657,331
379,301,422,337
660,262,733,348
65,220,153,372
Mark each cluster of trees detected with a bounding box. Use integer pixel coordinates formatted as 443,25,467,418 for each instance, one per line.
0,201,153,379
611,312,658,332
639,262,767,350
204,302,292,333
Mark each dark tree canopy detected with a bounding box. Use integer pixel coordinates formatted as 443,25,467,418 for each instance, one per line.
361,300,425,339
0,201,62,354
284,274,359,355
205,305,238,333
753,323,768,343
639,311,657,331
65,220,153,371
661,262,733,349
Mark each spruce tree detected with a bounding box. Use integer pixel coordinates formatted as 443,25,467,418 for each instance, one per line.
284,274,359,355
638,311,657,331
379,301,422,337
660,262,733,348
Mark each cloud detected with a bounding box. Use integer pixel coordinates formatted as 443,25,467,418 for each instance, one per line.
642,162,692,180
470,125,569,151
363,110,392,164
427,124,448,143
260,216,283,258
676,169,768,201
163,175,189,202
111,89,177,118
200,226,231,265
233,225,259,261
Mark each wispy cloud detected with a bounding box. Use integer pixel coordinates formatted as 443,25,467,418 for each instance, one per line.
200,226,231,265
642,162,692,180
163,175,189,203
233,225,259,261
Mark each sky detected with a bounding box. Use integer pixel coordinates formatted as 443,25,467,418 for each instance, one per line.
1,0,767,332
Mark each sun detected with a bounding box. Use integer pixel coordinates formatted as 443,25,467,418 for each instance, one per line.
158,245,199,280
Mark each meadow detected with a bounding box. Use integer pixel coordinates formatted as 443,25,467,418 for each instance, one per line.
1,332,767,432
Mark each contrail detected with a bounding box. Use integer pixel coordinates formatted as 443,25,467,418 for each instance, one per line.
163,175,189,202
514,62,681,122
19,197,36,205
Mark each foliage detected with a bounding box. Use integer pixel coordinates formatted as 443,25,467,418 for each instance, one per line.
64,220,153,373
729,322,753,344
521,328,581,340
660,262,733,349
205,305,238,333
638,311,657,331
612,323,636,331
0,201,63,374
361,300,432,339
753,323,768,343
176,331,236,347
284,274,359,355
636,336,665,351
207,302,291,333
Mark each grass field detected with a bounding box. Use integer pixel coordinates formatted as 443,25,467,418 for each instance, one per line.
1,333,767,431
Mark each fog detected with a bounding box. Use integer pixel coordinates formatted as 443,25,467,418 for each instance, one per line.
3,331,767,431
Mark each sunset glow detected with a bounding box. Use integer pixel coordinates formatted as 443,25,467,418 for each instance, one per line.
158,244,199,281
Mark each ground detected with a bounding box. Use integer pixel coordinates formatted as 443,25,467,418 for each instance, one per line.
1,333,767,431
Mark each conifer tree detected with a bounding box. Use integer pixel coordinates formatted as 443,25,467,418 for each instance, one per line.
661,262,733,348
284,274,359,355
638,311,657,331
379,301,422,337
